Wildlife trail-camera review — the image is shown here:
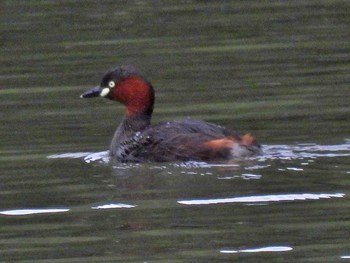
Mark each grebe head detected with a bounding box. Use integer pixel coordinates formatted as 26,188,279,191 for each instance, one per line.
81,66,155,116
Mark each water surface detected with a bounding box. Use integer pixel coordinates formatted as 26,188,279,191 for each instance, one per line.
1,1,350,262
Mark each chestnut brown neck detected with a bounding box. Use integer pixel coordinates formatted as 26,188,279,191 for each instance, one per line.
111,76,154,117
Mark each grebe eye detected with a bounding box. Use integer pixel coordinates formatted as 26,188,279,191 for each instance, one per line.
108,81,115,88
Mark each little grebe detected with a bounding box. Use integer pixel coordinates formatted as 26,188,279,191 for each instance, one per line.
81,66,261,162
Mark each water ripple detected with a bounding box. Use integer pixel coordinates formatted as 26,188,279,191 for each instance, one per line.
220,246,293,254
260,141,350,160
47,141,350,165
178,192,345,205
0,208,69,216
91,203,136,209
47,151,110,163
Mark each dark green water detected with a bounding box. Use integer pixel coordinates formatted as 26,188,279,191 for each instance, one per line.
1,1,350,262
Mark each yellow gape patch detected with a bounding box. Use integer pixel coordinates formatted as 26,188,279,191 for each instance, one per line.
100,88,110,97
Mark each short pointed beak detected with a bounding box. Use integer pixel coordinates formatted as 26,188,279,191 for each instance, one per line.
80,86,103,98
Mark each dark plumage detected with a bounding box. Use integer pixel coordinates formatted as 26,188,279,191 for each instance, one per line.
81,66,261,162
